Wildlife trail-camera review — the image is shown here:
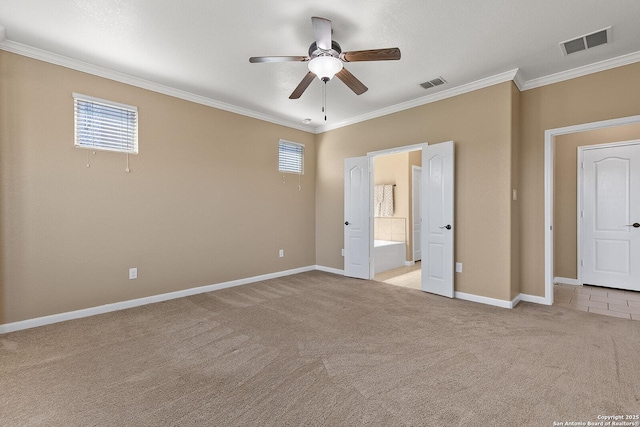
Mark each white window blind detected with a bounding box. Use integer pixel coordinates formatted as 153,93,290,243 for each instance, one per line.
278,140,304,174
74,93,138,154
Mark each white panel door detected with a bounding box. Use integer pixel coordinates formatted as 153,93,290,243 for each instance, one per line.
421,141,455,297
582,142,640,291
344,156,371,279
412,166,422,261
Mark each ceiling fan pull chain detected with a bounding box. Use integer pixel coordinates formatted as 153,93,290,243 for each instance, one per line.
323,81,327,121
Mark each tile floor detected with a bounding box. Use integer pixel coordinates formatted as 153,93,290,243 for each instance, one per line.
554,283,640,321
375,262,421,289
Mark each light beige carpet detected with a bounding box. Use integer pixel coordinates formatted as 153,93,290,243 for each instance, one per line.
1,271,639,426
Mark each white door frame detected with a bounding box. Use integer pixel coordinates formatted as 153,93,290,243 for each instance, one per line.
412,165,423,262
577,140,640,286
544,114,640,305
368,143,426,279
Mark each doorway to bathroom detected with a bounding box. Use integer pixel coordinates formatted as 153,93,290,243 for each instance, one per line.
371,148,423,290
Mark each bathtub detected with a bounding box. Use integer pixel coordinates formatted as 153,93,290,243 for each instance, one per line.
374,240,406,274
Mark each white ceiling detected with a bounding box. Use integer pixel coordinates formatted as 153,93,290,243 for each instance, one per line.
1,0,639,132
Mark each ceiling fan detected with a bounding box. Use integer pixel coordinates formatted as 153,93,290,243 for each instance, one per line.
249,16,401,100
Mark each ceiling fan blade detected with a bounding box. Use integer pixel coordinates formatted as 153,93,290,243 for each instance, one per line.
289,71,317,99
249,56,310,63
340,48,401,62
335,68,368,95
311,16,332,51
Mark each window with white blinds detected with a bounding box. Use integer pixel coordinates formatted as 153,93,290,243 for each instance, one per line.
278,140,304,174
73,93,138,154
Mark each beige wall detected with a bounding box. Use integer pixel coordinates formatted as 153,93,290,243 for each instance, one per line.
519,62,640,297
0,51,316,324
316,82,516,301
553,123,640,279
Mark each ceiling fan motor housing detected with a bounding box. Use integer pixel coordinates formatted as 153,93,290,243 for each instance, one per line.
309,41,342,59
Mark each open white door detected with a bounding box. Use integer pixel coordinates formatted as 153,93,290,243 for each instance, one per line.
421,141,455,297
581,142,640,291
344,156,371,279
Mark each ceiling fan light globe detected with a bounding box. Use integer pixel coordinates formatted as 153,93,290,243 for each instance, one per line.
308,56,343,81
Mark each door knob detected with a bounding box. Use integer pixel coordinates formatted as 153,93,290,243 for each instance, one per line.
439,224,452,230
624,222,640,228
345,221,350,226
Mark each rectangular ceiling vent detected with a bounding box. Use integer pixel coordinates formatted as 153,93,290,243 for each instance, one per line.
560,27,611,56
420,77,447,89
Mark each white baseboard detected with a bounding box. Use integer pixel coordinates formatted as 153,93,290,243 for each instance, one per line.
511,294,522,308
554,277,581,286
454,291,514,309
315,265,344,275
404,261,415,267
519,293,550,305
455,291,551,309
0,265,316,335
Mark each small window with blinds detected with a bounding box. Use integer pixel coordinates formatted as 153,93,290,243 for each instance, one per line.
73,93,138,154
278,140,304,174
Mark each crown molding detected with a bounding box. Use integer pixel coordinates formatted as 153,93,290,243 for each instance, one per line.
314,69,520,133
0,39,313,133
512,69,526,91
521,50,640,90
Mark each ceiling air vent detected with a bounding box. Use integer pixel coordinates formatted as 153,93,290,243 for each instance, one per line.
420,77,447,89
560,27,611,56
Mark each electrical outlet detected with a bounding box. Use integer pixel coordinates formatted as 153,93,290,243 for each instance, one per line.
341,248,345,257
129,267,138,280
455,262,462,273
279,249,284,258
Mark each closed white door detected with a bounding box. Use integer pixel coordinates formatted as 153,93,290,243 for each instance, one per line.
412,166,422,261
421,141,455,297
581,142,640,291
344,156,371,279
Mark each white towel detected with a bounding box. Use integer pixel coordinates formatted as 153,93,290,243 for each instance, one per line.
374,185,384,217
374,185,384,204
381,184,394,217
